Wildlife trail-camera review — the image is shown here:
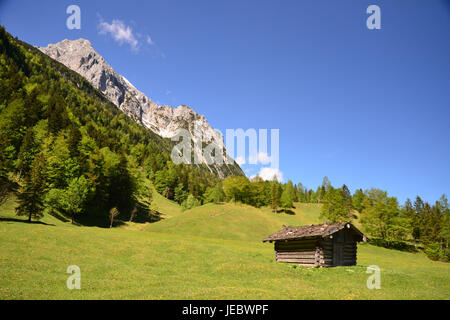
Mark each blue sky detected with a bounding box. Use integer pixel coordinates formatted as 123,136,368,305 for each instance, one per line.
1,0,449,204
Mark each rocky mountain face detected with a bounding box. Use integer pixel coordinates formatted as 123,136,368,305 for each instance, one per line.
39,39,242,178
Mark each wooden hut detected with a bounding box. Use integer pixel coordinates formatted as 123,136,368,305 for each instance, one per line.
262,222,367,267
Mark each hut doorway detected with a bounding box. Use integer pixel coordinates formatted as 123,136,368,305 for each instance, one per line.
332,232,344,266
333,242,343,266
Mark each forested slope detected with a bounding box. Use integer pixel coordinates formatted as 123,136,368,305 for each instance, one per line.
0,26,238,223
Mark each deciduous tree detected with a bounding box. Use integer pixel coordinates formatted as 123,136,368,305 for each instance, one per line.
109,207,119,228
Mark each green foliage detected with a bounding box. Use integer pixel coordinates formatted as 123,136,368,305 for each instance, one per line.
64,176,90,223
352,188,365,213
15,128,38,176
286,180,297,202
43,176,89,223
44,188,66,216
424,243,448,262
203,181,225,204
360,189,406,241
44,134,80,189
174,182,188,204
182,194,201,210
15,153,46,222
270,178,281,212
320,186,353,222
223,176,251,203
0,26,231,225
280,184,294,209
341,184,352,211
439,197,450,255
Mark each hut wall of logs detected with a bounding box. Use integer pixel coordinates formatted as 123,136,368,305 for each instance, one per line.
263,222,367,267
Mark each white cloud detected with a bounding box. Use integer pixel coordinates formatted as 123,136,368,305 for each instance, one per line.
146,35,154,45
234,152,272,167
251,167,284,183
249,152,272,165
98,19,139,50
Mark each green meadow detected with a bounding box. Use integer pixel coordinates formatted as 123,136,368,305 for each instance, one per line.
0,195,449,300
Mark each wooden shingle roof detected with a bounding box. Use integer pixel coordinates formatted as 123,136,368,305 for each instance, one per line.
262,222,366,242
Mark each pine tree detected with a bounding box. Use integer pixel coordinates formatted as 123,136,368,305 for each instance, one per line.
413,196,425,240
270,176,281,212
320,186,352,222
280,185,293,209
317,186,326,203
296,183,306,203
322,176,331,191
352,188,365,213
16,153,46,222
402,198,419,244
174,182,188,204
439,195,449,257
23,88,42,127
68,125,82,158
0,132,10,206
16,128,37,177
286,180,297,202
342,184,353,210
46,94,69,134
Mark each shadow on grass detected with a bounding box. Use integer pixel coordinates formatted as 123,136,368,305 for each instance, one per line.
277,209,296,215
47,211,70,223
365,238,420,253
0,217,55,226
75,204,165,228
131,209,164,223
75,214,127,228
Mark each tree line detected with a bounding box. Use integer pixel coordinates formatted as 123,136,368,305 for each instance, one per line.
319,179,448,261
209,174,449,262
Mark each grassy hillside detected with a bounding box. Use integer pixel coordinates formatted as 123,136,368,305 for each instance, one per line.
0,197,449,300
141,202,323,241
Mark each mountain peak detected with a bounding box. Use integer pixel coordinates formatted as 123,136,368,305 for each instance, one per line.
42,38,94,52
65,38,93,47
38,38,242,178
62,38,92,44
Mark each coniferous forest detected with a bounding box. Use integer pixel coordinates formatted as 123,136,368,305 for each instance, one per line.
0,26,448,263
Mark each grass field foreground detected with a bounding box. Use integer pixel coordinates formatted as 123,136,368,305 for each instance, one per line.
0,198,449,299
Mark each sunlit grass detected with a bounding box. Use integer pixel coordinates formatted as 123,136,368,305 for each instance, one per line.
0,197,448,300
